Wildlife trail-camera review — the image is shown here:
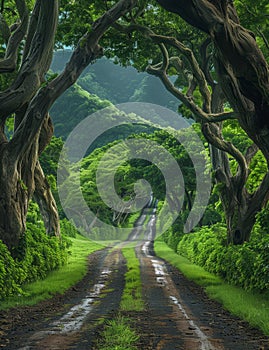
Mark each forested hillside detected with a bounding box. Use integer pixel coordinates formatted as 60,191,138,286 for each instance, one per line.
50,54,179,138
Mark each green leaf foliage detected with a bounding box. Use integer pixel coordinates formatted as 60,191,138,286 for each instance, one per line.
176,223,269,292
63,124,211,240
49,83,111,139
0,222,71,300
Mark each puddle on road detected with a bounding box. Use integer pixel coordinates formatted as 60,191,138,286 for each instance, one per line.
142,241,168,286
131,214,147,241
146,211,156,241
170,296,216,350
52,282,107,333
142,240,151,256
130,209,156,242
18,268,111,349
52,268,111,334
151,259,168,286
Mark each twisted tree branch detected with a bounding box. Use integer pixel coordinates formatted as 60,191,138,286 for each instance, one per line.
115,21,237,124
147,62,236,122
9,0,139,158
202,122,248,196
0,0,28,73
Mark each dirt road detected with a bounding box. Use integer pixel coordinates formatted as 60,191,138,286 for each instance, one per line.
0,212,269,349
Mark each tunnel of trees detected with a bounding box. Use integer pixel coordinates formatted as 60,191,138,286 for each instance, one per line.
0,0,268,251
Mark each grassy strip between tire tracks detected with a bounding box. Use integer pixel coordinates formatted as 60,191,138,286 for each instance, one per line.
120,246,145,311
0,234,103,310
154,239,269,336
97,245,143,350
96,316,139,350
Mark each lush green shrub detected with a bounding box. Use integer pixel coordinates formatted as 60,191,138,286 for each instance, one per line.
0,223,71,300
60,218,78,237
176,224,269,292
162,227,183,252
0,240,23,298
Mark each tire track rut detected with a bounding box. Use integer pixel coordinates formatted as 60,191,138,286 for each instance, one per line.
133,213,269,349
1,248,126,350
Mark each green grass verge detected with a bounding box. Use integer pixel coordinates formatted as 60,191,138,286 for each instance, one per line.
155,239,269,336
0,234,103,310
97,316,139,350
120,247,144,311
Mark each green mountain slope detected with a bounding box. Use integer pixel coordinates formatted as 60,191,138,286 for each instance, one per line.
49,84,112,138
49,52,181,143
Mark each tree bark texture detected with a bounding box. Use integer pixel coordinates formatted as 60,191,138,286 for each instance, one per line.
33,162,60,238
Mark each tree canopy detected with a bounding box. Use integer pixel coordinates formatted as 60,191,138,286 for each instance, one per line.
0,0,269,249
56,0,269,244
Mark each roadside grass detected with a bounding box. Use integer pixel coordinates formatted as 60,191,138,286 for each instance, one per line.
155,239,269,336
97,316,139,350
120,247,144,311
0,234,103,310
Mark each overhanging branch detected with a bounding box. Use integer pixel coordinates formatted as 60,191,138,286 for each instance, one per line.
245,143,259,167
0,0,28,73
147,63,236,123
9,0,139,158
150,33,211,113
0,0,56,119
117,21,237,124
0,13,10,43
202,122,248,195
22,0,41,64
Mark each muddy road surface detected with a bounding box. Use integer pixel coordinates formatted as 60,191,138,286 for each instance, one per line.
0,212,269,349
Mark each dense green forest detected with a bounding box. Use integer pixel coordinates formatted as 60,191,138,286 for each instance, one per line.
0,0,269,305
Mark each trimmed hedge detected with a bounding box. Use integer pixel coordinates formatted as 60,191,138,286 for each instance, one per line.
176,224,269,292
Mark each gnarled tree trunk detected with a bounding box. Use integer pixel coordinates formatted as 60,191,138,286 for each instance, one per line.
0,140,35,249
34,162,60,237
157,0,269,160
34,114,60,237
203,82,268,244
155,0,269,243
0,0,138,249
